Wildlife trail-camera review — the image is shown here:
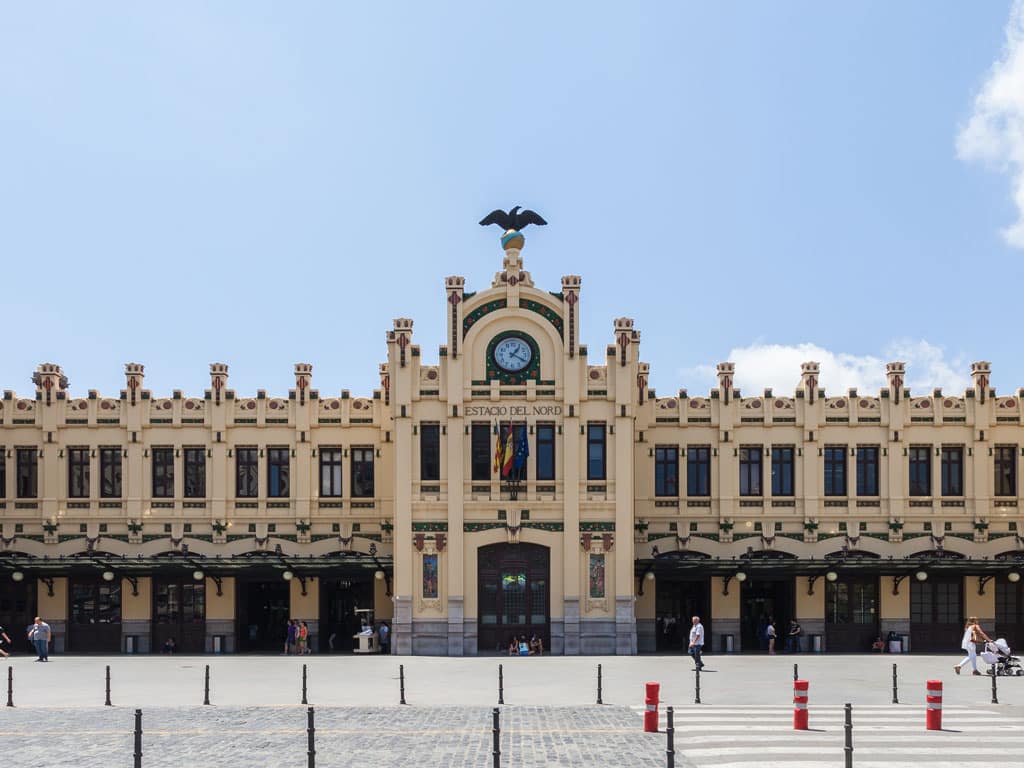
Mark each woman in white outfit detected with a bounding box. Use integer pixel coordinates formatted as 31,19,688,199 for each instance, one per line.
954,616,991,676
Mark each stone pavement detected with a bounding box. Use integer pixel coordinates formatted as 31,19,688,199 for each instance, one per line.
2,653,1022,766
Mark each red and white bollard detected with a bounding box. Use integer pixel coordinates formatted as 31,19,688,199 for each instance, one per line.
926,679,942,730
644,682,660,733
793,679,809,730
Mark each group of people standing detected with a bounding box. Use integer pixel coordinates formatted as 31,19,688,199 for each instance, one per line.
763,618,803,654
283,619,312,655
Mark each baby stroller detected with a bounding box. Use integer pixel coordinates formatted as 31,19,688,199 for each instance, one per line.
980,638,1024,676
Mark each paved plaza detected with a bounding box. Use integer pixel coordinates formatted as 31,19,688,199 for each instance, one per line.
0,653,1021,766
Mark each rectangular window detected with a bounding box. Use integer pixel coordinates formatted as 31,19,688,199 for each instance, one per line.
941,446,963,496
908,446,931,496
739,446,762,496
351,448,374,497
687,446,711,496
319,448,342,497
824,446,847,496
152,447,174,498
471,424,491,481
100,447,122,498
771,446,794,496
267,447,289,498
16,448,37,499
654,446,678,496
536,423,555,481
0,448,5,498
183,448,206,498
236,447,258,498
68,447,90,498
856,446,879,496
420,424,440,482
586,423,606,480
994,446,1016,497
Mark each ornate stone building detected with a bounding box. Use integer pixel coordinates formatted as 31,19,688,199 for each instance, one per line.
1,231,1023,654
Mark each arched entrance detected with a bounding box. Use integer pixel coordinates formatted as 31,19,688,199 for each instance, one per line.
478,543,550,654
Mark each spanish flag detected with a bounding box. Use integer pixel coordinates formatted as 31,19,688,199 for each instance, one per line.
501,425,516,478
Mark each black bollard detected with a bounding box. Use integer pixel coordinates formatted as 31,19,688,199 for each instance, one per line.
991,670,999,705
400,664,407,705
492,707,501,768
307,706,316,768
793,663,798,682
6,667,12,708
134,708,143,768
203,664,211,706
106,665,112,707
666,706,675,768
498,664,504,705
301,664,308,705
695,666,701,704
597,664,603,705
844,703,853,768
891,663,898,704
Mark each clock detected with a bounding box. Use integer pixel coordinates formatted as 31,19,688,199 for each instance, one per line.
492,336,533,373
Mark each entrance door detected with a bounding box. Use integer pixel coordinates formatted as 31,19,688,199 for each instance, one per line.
236,580,290,652
655,579,710,652
69,577,122,652
152,577,206,653
910,576,962,652
0,579,36,654
825,576,879,652
320,576,374,653
995,579,1024,644
740,578,794,652
478,543,550,654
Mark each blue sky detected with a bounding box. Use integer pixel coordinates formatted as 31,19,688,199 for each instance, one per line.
2,2,1023,400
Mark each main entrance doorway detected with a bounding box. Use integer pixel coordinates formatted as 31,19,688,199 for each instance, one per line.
68,577,122,652
740,578,795,652
478,543,550,654
320,576,374,653
152,577,206,653
236,580,290,652
825,576,879,652
655,579,711,652
910,576,962,652
0,578,36,654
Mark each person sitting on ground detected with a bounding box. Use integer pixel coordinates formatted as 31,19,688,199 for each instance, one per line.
529,634,543,656
162,637,176,654
508,637,518,656
518,635,530,656
871,636,885,652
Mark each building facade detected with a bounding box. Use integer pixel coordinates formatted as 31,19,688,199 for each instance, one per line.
1,232,1023,655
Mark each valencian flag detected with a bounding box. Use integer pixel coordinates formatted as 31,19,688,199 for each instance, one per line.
501,425,516,478
492,421,505,474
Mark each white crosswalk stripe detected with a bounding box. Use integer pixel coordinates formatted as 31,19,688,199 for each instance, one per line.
631,704,1024,767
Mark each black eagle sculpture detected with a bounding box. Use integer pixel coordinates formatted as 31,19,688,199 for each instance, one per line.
479,206,548,231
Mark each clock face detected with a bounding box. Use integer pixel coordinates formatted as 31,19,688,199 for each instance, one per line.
493,336,533,372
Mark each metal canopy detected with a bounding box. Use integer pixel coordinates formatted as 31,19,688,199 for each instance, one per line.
0,551,393,578
637,550,1024,578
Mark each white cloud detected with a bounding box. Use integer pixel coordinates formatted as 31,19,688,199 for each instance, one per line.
684,340,969,396
957,0,1024,247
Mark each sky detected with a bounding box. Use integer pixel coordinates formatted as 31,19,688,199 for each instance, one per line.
2,2,1024,401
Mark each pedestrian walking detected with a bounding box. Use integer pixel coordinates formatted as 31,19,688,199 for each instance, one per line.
378,621,390,655
766,619,777,655
954,616,991,676
688,615,705,670
785,620,803,653
0,624,12,658
298,621,309,654
28,617,50,661
284,619,297,655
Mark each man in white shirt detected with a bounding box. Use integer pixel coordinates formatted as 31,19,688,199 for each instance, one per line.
688,616,705,670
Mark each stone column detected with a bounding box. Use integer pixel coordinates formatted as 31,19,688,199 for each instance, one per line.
388,319,415,654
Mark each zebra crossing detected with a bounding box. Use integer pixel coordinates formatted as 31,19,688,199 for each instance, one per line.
632,703,1024,767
